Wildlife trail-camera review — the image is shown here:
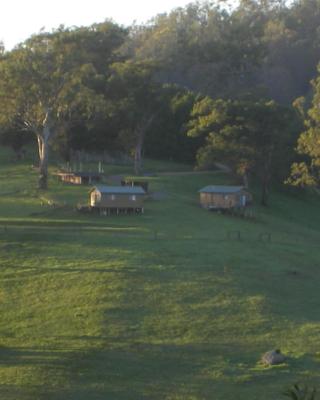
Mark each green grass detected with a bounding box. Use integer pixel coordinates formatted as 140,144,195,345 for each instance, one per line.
0,146,320,399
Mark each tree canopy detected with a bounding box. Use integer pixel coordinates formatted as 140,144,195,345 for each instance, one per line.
0,0,319,201
0,22,127,188
188,97,299,204
287,65,320,188
128,0,320,103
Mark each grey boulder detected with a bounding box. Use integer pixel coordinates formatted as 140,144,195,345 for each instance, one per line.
261,349,286,365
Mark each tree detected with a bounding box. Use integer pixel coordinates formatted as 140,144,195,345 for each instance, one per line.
107,60,161,175
0,22,126,189
0,41,4,56
287,65,320,187
125,0,320,105
188,97,298,205
0,120,33,160
144,85,201,163
129,2,265,96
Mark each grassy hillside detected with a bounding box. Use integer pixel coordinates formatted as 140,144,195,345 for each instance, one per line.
0,147,320,400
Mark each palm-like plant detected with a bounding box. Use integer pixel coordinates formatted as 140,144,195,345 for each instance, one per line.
283,384,317,400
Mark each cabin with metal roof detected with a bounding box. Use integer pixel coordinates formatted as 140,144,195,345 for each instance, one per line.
199,185,252,210
57,172,103,185
90,185,146,215
121,179,149,193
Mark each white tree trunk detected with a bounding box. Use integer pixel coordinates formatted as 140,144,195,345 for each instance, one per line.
134,142,143,176
133,115,155,176
37,112,52,189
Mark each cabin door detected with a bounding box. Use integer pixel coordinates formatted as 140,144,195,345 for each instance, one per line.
241,195,246,206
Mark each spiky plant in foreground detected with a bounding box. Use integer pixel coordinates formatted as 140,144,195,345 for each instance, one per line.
283,384,317,400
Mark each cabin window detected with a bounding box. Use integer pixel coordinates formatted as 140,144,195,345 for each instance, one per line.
224,195,229,200
131,195,137,201
111,194,116,201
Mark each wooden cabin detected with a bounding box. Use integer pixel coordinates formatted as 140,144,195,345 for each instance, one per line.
58,172,103,185
199,185,252,210
121,179,149,193
90,185,146,215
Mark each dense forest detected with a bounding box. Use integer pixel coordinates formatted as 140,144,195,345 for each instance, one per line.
0,0,320,202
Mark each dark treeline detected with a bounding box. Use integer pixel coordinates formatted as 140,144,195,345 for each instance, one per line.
0,0,320,203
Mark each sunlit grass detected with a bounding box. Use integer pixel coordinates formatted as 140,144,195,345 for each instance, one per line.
0,145,320,399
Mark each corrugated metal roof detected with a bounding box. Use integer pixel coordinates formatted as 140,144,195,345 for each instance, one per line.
199,185,244,194
74,172,102,177
92,185,146,195
58,172,102,177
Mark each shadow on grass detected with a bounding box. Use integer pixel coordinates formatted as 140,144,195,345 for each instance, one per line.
0,342,319,400
0,343,210,400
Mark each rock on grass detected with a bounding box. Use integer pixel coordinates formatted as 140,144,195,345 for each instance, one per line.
261,349,286,366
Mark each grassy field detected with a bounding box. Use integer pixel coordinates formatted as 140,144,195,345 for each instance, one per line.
0,147,320,400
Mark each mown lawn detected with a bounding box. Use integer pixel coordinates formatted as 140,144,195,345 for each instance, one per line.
0,147,320,400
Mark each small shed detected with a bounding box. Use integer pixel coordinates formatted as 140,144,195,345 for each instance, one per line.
58,172,103,185
90,185,146,215
121,179,149,193
199,185,252,210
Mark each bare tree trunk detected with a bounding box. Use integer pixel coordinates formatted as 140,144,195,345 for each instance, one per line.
37,112,52,190
37,135,49,189
133,115,155,176
260,149,273,206
242,171,249,188
261,168,271,206
134,141,143,175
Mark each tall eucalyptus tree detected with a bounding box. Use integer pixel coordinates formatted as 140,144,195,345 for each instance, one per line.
0,22,126,189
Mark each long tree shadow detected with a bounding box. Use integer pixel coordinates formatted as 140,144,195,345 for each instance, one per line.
8,342,316,400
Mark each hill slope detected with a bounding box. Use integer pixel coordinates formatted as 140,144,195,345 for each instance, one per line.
0,148,320,400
